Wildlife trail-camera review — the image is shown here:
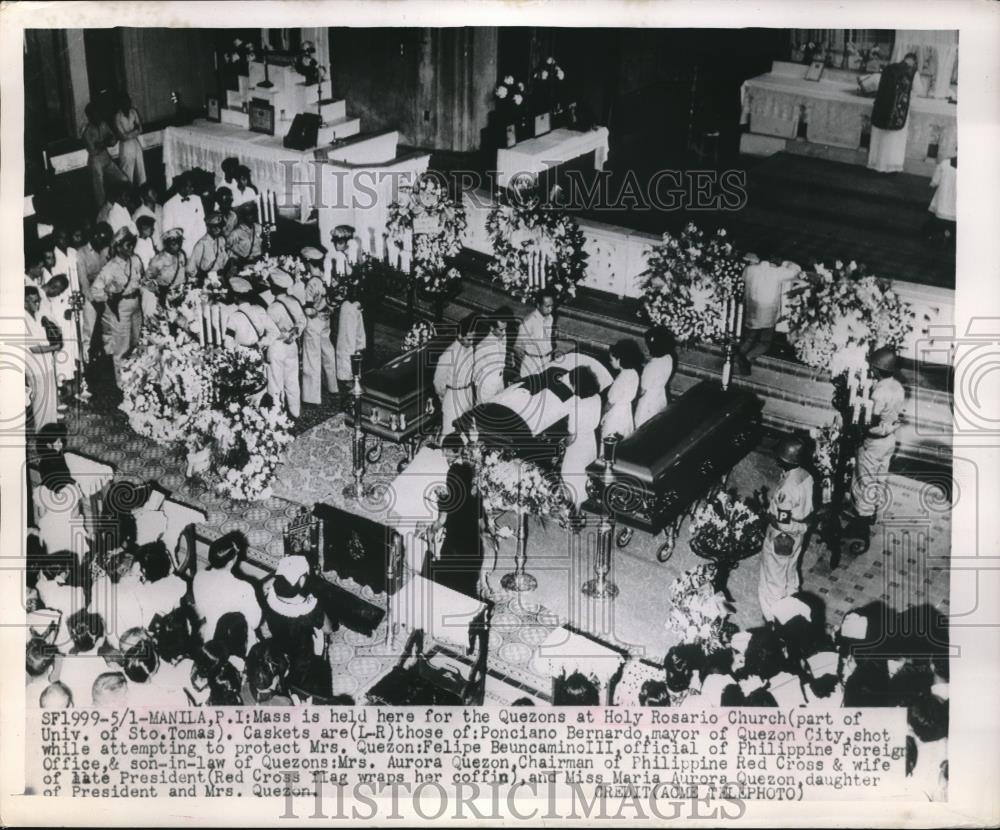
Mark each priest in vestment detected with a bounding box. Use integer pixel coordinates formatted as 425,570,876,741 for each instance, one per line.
867,52,919,174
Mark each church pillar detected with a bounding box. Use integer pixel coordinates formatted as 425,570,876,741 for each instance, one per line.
65,30,90,135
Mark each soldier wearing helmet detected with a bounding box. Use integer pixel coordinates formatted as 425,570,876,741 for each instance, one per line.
758,433,815,622
848,346,905,537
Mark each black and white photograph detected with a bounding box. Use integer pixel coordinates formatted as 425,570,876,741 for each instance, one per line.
2,1,998,826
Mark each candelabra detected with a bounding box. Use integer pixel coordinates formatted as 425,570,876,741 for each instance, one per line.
500,459,538,593
818,364,875,568
720,291,744,391
69,290,90,401
257,45,274,89
582,435,621,599
342,351,367,499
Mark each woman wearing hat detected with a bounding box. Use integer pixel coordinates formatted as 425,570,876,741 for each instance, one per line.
758,434,815,622
261,556,334,702
90,227,145,385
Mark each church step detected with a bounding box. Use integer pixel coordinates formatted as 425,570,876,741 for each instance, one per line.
320,116,361,144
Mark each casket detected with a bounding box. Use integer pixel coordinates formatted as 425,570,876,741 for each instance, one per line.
583,380,762,534
347,336,452,446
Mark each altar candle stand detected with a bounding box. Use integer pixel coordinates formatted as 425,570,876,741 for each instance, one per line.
583,435,621,600
720,293,743,392
69,291,89,400
500,460,539,593
342,351,367,499
819,364,875,569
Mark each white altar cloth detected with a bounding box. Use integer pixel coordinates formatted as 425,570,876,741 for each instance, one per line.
496,127,610,188
163,121,319,221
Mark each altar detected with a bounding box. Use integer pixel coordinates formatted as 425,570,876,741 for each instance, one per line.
740,61,957,176
496,126,610,188
163,121,323,221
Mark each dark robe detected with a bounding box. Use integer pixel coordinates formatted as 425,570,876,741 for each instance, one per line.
871,62,915,131
431,461,484,598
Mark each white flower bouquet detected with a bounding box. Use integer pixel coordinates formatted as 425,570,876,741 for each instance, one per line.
401,320,437,353
119,327,213,445
211,402,294,502
688,489,767,562
640,223,746,345
472,445,565,519
494,75,527,109
785,260,914,378
665,563,734,653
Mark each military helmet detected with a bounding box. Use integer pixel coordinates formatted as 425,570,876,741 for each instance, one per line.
869,347,898,374
775,434,807,467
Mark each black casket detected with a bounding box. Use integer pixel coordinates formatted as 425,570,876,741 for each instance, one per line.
346,336,452,463
583,380,762,540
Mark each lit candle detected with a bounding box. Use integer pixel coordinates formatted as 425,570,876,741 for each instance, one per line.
862,398,872,424
257,193,264,225
213,302,223,345
196,299,205,346
734,299,743,337
851,400,861,424
271,191,278,223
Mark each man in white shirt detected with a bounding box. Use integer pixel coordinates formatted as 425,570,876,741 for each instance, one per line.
737,253,800,375
192,532,262,647
514,289,556,378
434,315,477,438
96,183,139,237
162,173,206,259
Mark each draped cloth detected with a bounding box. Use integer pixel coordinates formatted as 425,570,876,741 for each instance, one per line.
892,30,959,100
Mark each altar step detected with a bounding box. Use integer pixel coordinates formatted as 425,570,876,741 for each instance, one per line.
218,106,360,145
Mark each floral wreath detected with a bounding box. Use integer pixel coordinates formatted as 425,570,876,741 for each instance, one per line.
784,259,914,378
640,222,745,345
484,181,587,304
386,174,467,295
189,403,293,502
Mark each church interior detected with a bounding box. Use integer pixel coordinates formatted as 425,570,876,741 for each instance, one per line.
20,24,954,769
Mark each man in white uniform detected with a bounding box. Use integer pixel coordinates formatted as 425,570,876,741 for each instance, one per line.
514,289,555,378
224,277,280,351
848,347,905,543
162,173,206,259
299,247,337,406
758,435,814,622
336,285,366,408
473,308,511,403
434,315,477,438
266,268,306,420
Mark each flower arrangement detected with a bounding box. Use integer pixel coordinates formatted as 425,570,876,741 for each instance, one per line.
665,563,734,653
224,38,257,71
533,56,566,112
294,40,320,84
784,259,915,378
401,320,437,353
640,223,746,344
809,418,846,502
472,445,564,518
494,75,526,110
385,174,467,295
485,185,587,304
688,489,767,563
238,254,306,287
119,326,213,444
203,402,293,502
207,345,266,404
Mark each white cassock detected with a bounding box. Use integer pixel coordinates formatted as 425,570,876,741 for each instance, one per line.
24,310,58,429
335,300,366,382
162,194,206,258
634,354,674,427
601,368,639,440
473,333,508,403
561,394,602,508
52,247,79,293
40,291,78,386
515,309,553,378
434,339,476,437
758,466,814,622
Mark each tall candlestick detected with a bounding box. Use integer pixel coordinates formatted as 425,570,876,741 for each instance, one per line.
734,300,743,338
197,299,206,346
271,191,278,224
